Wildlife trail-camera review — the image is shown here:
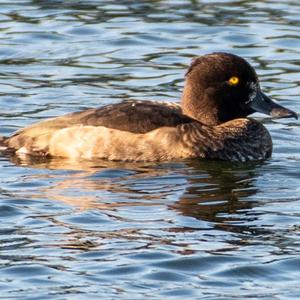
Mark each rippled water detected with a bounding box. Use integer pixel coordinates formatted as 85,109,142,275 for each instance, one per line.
0,1,300,299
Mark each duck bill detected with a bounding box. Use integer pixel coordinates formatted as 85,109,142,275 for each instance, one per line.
249,90,298,119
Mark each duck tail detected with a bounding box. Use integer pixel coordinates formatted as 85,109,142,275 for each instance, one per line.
0,135,8,150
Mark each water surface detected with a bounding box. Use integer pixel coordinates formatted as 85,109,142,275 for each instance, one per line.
0,1,300,299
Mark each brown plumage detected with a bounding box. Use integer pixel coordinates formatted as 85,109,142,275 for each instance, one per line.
1,52,297,162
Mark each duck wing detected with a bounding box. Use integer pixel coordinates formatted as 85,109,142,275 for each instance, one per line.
5,100,193,150
66,100,192,133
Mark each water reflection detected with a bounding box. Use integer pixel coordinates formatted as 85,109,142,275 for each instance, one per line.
8,153,264,235
172,161,262,232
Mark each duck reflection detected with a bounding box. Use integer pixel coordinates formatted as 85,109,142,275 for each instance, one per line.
171,160,266,235
4,152,271,253
7,153,265,235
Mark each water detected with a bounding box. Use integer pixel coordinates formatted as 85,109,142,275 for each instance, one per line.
0,1,300,299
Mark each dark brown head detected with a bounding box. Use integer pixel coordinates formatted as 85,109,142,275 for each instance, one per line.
182,52,297,125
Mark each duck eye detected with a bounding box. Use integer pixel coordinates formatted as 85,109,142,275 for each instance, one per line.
228,76,239,86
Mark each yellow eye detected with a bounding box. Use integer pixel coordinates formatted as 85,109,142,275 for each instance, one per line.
228,76,239,86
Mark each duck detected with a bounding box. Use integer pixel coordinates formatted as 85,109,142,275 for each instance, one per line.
0,52,297,162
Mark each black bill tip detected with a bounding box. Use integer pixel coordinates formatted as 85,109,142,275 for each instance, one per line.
249,89,298,120
271,107,298,120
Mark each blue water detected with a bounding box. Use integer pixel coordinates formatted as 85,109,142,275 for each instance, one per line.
0,1,300,299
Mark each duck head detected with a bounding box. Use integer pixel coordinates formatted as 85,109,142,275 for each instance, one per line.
181,52,298,125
